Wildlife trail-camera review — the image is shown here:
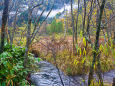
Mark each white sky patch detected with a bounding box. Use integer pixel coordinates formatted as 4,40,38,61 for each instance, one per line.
65,4,78,11
37,7,64,17
37,4,78,18
21,5,29,11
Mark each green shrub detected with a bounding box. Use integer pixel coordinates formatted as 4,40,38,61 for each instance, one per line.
0,43,38,86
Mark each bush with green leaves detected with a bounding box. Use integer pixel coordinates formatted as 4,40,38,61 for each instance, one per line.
0,43,38,86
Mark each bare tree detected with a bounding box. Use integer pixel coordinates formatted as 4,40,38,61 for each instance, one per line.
10,0,21,46
63,1,66,36
24,0,44,67
24,0,55,67
71,0,76,54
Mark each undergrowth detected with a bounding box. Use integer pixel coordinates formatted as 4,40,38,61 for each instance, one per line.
31,35,115,76
0,43,38,86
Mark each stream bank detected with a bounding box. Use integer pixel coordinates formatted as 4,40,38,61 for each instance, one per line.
31,61,115,86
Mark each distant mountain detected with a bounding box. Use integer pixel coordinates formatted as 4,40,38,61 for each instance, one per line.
0,0,70,25
0,0,113,26
0,0,70,11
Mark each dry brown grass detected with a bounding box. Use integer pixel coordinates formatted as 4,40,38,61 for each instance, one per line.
30,35,115,75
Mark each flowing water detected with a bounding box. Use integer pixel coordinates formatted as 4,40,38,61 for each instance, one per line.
31,61,115,86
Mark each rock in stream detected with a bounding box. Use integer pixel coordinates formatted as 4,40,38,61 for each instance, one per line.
31,61,115,86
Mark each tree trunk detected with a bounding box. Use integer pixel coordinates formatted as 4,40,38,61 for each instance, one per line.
64,3,66,37
24,7,32,68
113,32,115,48
113,78,115,86
71,0,75,54
83,0,86,36
86,0,93,39
11,8,19,46
88,0,105,86
0,0,10,53
75,0,80,44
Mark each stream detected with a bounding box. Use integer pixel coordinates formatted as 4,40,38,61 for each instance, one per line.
31,61,115,86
